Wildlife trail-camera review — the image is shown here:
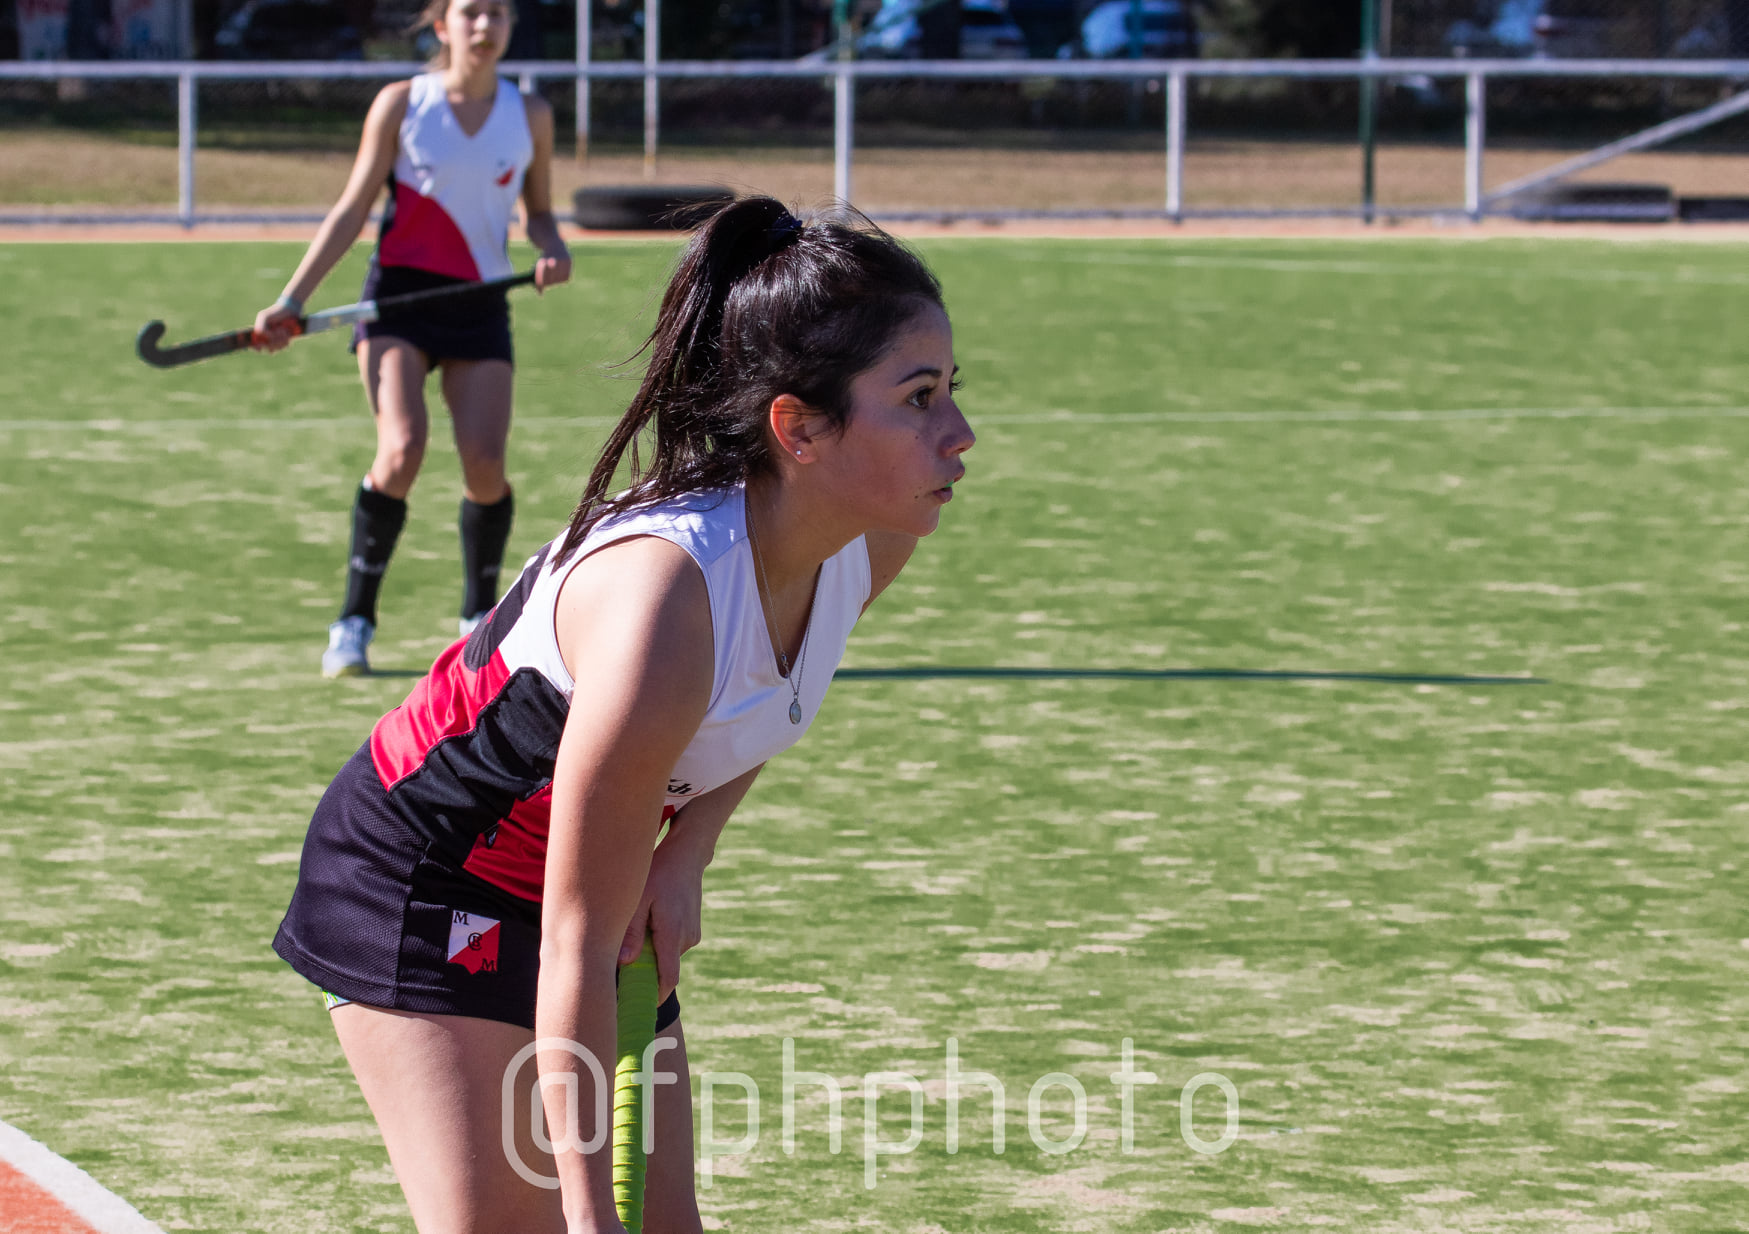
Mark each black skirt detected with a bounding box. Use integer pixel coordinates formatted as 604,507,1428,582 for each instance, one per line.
350,262,515,366
273,744,679,1033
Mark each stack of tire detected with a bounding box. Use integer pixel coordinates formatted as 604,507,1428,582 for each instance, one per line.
1511,182,1749,223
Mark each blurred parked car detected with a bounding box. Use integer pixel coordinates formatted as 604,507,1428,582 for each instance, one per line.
961,0,1028,57
1006,0,1078,58
856,0,1027,59
1058,0,1198,59
213,0,364,58
1446,0,1636,59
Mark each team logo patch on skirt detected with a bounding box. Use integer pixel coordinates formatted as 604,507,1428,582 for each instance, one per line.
447,910,501,974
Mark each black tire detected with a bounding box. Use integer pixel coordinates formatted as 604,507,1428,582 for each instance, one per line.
1509,182,1673,223
1679,196,1749,223
573,185,738,231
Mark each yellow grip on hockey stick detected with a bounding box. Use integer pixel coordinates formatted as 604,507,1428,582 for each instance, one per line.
613,938,660,1234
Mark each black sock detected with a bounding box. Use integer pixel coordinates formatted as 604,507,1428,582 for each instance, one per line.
339,482,407,626
459,490,515,621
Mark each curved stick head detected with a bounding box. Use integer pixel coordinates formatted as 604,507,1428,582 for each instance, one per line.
135,321,170,367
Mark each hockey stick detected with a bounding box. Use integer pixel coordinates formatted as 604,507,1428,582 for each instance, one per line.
613,938,661,1234
135,270,539,369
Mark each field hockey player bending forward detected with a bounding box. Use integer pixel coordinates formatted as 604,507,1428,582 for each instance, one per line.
253,0,572,677
270,197,973,1232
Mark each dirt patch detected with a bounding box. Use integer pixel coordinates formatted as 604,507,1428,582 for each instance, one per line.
5,128,1749,216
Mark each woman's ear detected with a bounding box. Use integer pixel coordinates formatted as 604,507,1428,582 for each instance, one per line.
769,394,822,462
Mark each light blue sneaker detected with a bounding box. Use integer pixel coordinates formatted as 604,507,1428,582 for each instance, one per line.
322,615,374,679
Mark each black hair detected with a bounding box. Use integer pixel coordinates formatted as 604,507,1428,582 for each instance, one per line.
557,195,944,563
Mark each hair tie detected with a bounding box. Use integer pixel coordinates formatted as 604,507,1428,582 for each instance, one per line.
767,211,803,251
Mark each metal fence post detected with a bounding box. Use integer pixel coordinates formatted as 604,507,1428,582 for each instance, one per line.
834,65,854,206
1359,0,1378,223
644,0,659,180
9,57,1749,227
1165,68,1185,221
1465,70,1486,221
177,69,196,228
576,0,591,166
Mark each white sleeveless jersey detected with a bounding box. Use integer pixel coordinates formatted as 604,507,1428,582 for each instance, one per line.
365,484,871,902
377,72,532,282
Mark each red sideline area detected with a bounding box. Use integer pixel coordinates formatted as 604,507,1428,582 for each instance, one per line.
0,1121,164,1234
0,1159,101,1234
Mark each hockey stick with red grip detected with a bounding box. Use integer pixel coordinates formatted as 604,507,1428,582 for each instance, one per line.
135,269,539,369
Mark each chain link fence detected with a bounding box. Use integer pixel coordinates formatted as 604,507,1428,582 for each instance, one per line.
0,74,181,210
3,58,1749,222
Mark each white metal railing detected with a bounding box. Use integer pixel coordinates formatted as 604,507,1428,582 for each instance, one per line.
4,57,1749,226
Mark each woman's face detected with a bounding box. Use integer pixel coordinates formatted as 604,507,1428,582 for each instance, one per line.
439,0,512,64
817,301,975,539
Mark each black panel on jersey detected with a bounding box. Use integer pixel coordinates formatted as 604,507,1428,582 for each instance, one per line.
465,542,550,671
386,666,569,865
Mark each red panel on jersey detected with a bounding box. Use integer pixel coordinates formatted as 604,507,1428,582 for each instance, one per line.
464,783,553,902
379,180,481,281
371,639,511,790
464,798,680,903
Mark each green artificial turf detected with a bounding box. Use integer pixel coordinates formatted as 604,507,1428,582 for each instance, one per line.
3,235,1749,1231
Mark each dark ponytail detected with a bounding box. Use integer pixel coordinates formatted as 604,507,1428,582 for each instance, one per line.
556,196,944,563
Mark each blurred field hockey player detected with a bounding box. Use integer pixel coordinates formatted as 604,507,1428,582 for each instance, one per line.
271,196,973,1233
253,0,572,677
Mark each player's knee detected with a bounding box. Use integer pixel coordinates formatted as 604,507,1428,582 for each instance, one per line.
375,442,425,489
460,451,507,492
462,464,507,498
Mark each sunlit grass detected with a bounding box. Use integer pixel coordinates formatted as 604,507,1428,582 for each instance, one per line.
2,236,1748,1231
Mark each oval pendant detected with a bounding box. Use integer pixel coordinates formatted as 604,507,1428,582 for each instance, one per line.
789,699,802,725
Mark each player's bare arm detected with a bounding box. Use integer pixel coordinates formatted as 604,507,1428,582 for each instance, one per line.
253,82,408,350
520,94,572,292
618,762,764,1001
538,535,713,1232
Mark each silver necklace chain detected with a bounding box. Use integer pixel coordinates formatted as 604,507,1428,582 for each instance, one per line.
747,498,811,725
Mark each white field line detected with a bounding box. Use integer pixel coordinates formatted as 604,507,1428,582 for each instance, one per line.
0,416,626,431
5,406,1749,433
0,1120,165,1234
1010,248,1749,287
975,405,1749,425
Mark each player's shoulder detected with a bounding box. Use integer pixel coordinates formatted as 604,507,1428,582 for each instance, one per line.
559,535,713,638
368,78,414,123
519,87,554,127
555,535,715,695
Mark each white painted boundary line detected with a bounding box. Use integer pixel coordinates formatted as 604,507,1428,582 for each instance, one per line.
5,407,1749,433
0,1119,165,1234
976,406,1749,426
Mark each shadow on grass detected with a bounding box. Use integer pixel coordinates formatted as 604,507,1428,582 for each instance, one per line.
833,666,1546,686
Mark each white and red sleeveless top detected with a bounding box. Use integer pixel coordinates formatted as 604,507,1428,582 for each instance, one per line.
366,486,872,903
377,72,532,282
